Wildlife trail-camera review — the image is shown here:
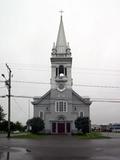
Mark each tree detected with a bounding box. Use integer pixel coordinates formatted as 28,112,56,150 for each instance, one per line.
26,117,44,134
15,121,24,132
75,117,90,134
0,105,6,122
0,120,16,132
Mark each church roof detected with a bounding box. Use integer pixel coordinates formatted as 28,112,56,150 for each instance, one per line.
56,16,67,54
32,89,91,105
32,90,50,105
72,90,92,105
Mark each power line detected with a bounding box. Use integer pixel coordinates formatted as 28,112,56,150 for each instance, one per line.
12,95,35,99
13,98,27,116
9,67,120,77
11,67,50,72
0,95,6,98
2,79,120,89
0,86,6,89
74,84,120,88
1,63,120,77
11,80,120,89
1,94,120,103
5,63,120,73
0,95,34,99
91,98,120,103
13,80,49,85
73,67,120,73
92,100,120,103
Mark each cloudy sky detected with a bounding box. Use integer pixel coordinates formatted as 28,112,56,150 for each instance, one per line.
0,0,120,125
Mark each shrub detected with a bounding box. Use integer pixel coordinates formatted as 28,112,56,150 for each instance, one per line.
27,117,44,134
75,117,90,134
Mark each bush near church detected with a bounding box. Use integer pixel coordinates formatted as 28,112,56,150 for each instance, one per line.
75,117,90,134
26,117,45,134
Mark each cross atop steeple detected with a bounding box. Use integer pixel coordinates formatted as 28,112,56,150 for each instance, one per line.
59,10,64,16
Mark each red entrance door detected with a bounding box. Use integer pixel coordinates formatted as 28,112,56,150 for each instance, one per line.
58,123,65,134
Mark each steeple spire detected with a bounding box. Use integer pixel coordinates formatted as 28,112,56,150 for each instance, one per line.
56,15,67,54
51,14,71,56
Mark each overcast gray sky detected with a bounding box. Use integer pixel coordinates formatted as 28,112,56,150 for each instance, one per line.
0,0,120,125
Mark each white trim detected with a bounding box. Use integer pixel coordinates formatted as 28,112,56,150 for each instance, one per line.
55,101,59,112
57,87,66,92
55,101,68,112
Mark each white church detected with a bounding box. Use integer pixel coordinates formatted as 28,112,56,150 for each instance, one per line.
32,15,92,134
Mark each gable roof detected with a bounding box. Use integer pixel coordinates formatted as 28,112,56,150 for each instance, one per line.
32,89,92,105
32,90,51,105
72,90,92,105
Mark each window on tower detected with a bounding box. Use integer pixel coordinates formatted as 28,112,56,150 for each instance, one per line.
56,65,67,77
59,65,64,75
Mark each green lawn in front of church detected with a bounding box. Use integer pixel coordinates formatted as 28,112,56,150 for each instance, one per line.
11,132,110,139
11,132,46,139
75,132,110,139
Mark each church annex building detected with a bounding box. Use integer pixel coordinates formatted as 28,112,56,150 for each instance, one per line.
32,16,92,134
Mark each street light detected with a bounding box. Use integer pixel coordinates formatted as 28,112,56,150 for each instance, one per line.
1,74,5,78
1,74,9,88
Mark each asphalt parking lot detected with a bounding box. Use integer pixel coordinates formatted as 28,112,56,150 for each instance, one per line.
0,135,120,160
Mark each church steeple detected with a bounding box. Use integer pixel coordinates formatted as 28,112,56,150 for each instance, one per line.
52,15,71,56
56,16,67,54
51,14,72,90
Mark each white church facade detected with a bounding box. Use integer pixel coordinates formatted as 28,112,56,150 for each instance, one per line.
32,16,91,134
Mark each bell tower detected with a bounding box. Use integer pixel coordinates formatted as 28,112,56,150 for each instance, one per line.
50,15,73,92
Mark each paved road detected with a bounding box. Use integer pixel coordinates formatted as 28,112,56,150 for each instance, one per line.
0,135,120,160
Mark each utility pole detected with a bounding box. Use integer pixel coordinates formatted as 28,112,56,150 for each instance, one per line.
6,64,12,138
28,99,30,120
2,64,12,138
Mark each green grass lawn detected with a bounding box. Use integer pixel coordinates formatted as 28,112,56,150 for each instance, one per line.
76,132,110,139
11,132,110,139
11,132,46,139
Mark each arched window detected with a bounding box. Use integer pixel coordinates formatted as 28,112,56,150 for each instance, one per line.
59,65,64,75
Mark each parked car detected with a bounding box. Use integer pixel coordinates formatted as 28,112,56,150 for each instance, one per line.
112,124,120,132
